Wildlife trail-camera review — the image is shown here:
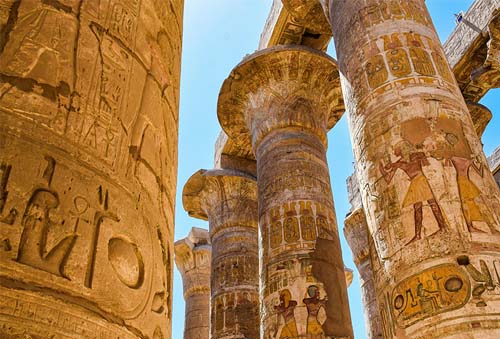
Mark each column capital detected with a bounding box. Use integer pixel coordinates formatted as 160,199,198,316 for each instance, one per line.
217,45,344,154
466,101,492,138
174,228,211,298
182,169,258,233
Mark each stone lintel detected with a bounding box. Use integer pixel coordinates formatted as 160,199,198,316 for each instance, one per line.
259,0,331,51
444,1,500,102
489,146,500,188
215,0,333,164
280,0,331,35
182,169,257,230
489,146,500,171
217,45,344,154
214,131,257,175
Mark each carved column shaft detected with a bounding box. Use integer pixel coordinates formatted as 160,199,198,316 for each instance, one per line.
175,228,211,339
324,0,500,337
344,209,383,339
183,169,259,339
0,1,182,338
218,45,353,339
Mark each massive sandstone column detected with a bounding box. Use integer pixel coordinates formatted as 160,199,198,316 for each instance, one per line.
183,169,260,339
218,45,353,339
175,227,211,339
344,174,383,339
344,209,383,339
0,1,183,338
322,0,500,337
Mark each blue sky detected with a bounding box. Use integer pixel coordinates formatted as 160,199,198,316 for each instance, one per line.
172,1,499,337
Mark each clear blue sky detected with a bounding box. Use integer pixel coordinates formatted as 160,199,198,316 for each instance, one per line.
172,1,499,337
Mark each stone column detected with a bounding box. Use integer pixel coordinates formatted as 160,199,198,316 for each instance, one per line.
0,1,183,338
175,227,211,339
323,0,500,337
183,169,259,339
218,45,353,339
344,209,383,339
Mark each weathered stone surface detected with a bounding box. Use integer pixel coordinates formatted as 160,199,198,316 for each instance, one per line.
218,44,353,339
259,0,331,52
214,132,256,176
489,147,500,188
444,0,500,102
280,0,331,35
0,0,183,338
326,0,500,337
183,169,259,339
344,173,383,339
344,208,383,339
466,101,493,138
175,227,211,339
258,0,498,143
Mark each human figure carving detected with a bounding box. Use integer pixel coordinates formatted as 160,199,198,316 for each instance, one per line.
380,140,448,244
435,117,499,234
416,276,442,314
275,289,298,338
451,156,499,234
303,285,327,338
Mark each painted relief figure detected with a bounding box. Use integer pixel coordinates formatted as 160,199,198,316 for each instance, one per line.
275,289,298,338
435,117,499,234
451,156,498,234
303,285,326,338
380,140,448,244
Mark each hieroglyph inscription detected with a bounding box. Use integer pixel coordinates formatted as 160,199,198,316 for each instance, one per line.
0,156,145,290
391,264,470,328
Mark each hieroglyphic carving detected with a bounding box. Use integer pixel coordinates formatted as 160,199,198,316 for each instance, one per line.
84,185,119,288
16,156,77,278
0,0,183,337
457,255,500,307
0,288,138,339
262,200,336,255
0,163,17,225
218,45,353,338
183,169,259,339
391,264,470,328
327,0,500,336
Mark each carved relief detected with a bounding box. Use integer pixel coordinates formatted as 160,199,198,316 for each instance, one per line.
391,264,470,328
384,34,412,78
275,289,299,339
262,200,337,255
330,0,500,337
458,256,500,307
16,157,77,278
303,285,327,337
380,139,448,244
0,163,18,225
0,1,181,337
405,32,435,76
